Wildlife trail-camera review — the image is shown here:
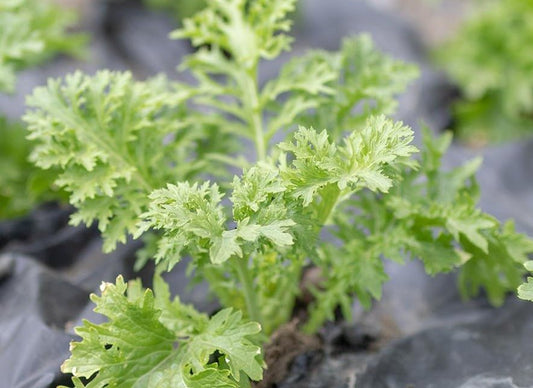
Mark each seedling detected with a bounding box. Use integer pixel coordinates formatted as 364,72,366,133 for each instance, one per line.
23,1,533,386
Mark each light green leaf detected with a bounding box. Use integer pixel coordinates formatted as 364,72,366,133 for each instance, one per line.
280,116,417,206
211,230,243,264
261,51,336,103
24,71,205,251
62,276,263,387
299,35,419,134
446,214,496,253
518,278,533,302
253,219,296,246
137,182,228,267
172,0,296,68
231,164,286,220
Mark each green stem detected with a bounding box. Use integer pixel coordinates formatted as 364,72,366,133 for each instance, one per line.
252,106,266,161
235,257,263,325
241,66,266,161
317,184,342,226
205,153,250,169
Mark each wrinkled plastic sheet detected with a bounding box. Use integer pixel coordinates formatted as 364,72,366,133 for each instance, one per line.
0,254,87,388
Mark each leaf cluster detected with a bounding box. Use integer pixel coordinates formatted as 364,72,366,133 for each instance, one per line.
436,0,533,143
306,127,533,331
137,116,418,334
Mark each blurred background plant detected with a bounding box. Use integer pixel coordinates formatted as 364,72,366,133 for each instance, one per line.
0,0,85,93
436,0,533,145
142,0,206,23
0,118,67,218
0,0,86,218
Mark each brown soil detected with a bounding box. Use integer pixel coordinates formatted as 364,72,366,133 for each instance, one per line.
254,320,322,388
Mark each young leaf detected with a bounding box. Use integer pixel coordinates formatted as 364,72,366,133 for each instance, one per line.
279,116,417,206
298,35,419,134
172,0,296,67
136,182,230,269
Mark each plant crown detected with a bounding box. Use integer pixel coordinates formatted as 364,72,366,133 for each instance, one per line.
22,0,533,386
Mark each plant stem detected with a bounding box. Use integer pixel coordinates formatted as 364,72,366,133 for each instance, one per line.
230,62,266,327
235,257,263,325
241,66,266,161
317,184,342,225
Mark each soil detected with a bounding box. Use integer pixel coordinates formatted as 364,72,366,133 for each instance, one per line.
255,320,321,388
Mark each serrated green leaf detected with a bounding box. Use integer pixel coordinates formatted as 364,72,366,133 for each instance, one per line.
298,35,419,134
518,278,533,302
252,219,296,246
137,182,227,267
231,164,286,220
211,230,243,265
62,276,263,387
188,308,264,381
172,0,296,67
24,71,210,251
279,116,417,205
262,52,336,103
518,261,533,302
446,214,496,253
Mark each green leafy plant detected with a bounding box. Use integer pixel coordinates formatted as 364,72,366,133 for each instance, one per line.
23,0,533,386
0,0,85,218
436,0,533,144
